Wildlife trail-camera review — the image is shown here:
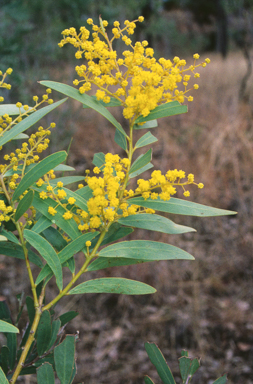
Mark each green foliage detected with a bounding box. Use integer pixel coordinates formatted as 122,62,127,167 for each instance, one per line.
145,343,227,384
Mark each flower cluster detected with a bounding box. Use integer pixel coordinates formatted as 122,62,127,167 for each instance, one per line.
36,153,203,234
0,199,13,226
59,17,210,122
0,84,54,145
0,122,56,181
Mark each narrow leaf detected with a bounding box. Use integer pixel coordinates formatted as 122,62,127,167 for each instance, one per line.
0,367,9,384
12,151,67,201
0,229,20,244
144,376,156,384
0,320,19,333
40,81,127,137
47,319,61,350
7,333,17,370
26,296,35,324
129,149,152,175
1,346,9,375
24,230,63,290
145,342,176,384
213,374,227,384
42,227,68,251
36,232,98,285
37,363,55,384
0,99,67,147
15,190,34,221
128,196,237,217
54,335,75,384
189,358,200,376
53,164,75,172
69,278,156,295
134,119,158,129
135,101,187,124
87,257,148,272
0,242,43,268
32,215,52,233
118,214,196,234
36,311,52,356
59,311,78,326
0,104,33,116
92,152,105,168
114,129,127,150
99,240,194,261
129,162,153,179
135,132,158,148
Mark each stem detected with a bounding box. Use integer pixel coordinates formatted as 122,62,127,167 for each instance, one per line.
10,309,42,384
42,229,107,311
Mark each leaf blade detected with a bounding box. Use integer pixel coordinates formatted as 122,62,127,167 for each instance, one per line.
69,277,156,295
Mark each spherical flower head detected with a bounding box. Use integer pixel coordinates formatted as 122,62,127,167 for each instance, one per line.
198,183,204,189
86,241,91,247
68,197,76,205
183,191,190,197
188,173,194,183
6,68,13,75
193,53,200,60
57,181,64,188
63,211,73,220
48,206,57,216
87,18,93,25
138,16,144,22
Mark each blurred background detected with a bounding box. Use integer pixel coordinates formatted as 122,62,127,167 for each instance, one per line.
0,0,253,383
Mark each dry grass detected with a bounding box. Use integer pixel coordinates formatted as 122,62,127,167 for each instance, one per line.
1,50,253,383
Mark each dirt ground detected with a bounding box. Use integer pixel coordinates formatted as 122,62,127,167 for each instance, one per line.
0,51,253,383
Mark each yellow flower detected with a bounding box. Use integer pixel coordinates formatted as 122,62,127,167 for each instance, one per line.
48,206,57,216
86,241,91,247
68,197,76,205
63,211,73,220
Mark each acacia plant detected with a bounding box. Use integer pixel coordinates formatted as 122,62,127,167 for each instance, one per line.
0,17,235,383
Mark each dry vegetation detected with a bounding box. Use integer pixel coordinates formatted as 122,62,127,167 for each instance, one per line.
1,51,253,383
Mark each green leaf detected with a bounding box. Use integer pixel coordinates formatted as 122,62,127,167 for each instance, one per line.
0,320,19,333
135,101,187,124
0,367,9,384
134,119,158,129
0,242,43,268
24,230,63,290
0,235,7,241
92,152,105,168
82,95,121,108
99,240,194,261
32,215,52,233
26,296,35,324
74,185,93,201
135,132,158,148
145,342,176,384
129,162,153,179
69,277,156,295
0,99,67,147
0,300,11,322
13,133,29,140
54,335,75,384
12,151,67,201
118,214,196,234
42,227,68,251
59,311,78,326
14,190,34,221
213,374,227,384
114,129,127,151
32,192,80,240
189,358,200,376
128,197,237,217
40,81,127,137
99,224,133,246
129,148,152,175
36,232,98,285
53,164,75,172
179,356,191,383
47,319,61,350
144,376,156,384
0,104,33,116
87,256,147,272
1,346,9,375
0,229,20,244
7,333,17,370
50,176,85,186
37,363,55,384
36,311,52,356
